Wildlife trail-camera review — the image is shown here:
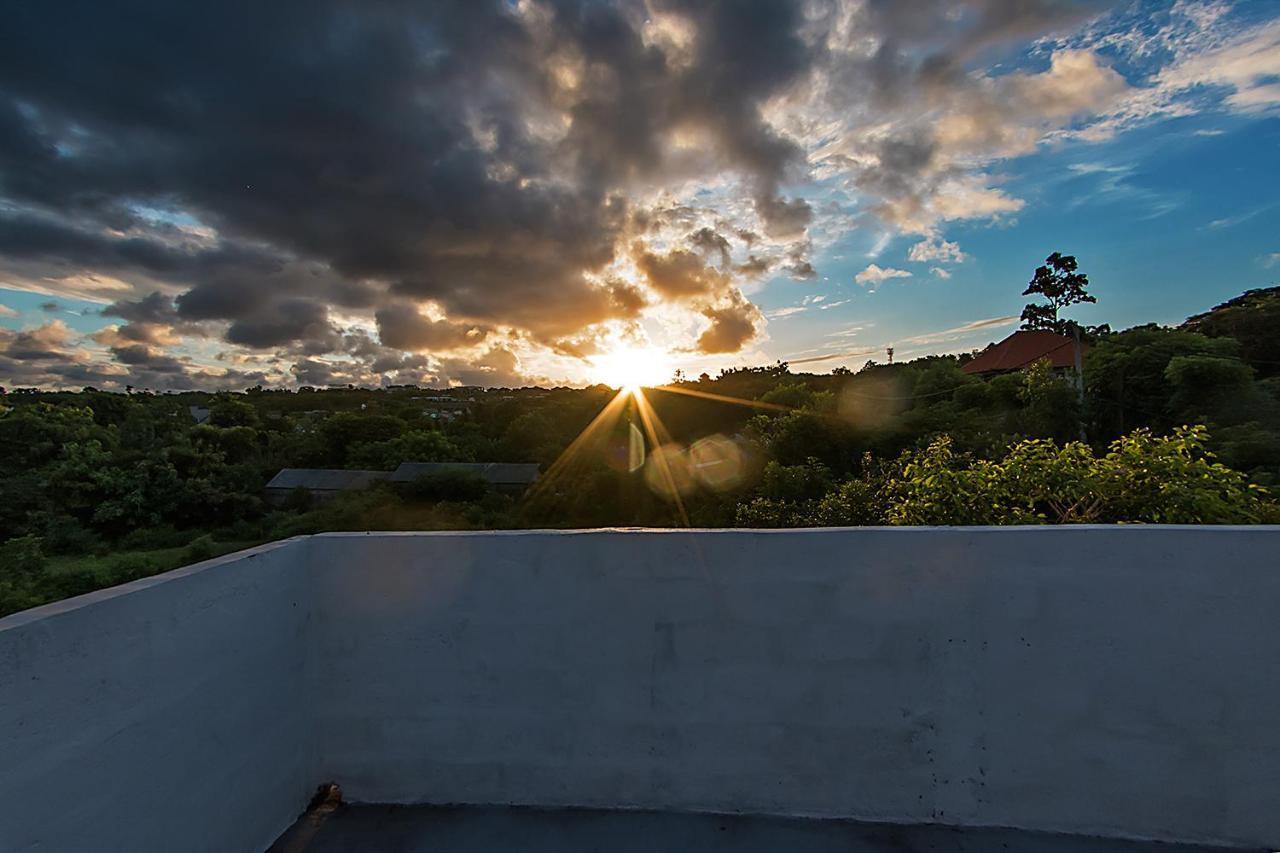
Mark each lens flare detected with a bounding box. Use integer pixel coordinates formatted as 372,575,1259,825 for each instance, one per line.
689,434,746,491
526,377,799,528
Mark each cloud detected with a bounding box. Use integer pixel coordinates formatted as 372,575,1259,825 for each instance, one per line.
0,0,830,384
0,320,73,360
930,267,952,279
900,314,1020,347
788,346,877,366
0,0,1272,387
1264,253,1280,268
375,305,489,352
1150,17,1280,114
694,290,764,354
1054,3,1280,133
789,313,1019,367
1206,205,1274,230
225,299,340,352
634,246,731,301
908,237,968,264
436,346,530,388
735,255,774,277
855,264,912,285
0,318,268,390
91,323,180,348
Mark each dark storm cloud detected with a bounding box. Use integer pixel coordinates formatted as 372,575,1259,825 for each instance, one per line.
375,304,489,352
224,298,340,351
0,0,1121,383
102,292,179,325
687,228,732,268
108,344,187,374
0,210,280,281
0,0,827,351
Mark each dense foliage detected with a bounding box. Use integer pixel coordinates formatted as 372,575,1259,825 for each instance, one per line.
3,286,1280,615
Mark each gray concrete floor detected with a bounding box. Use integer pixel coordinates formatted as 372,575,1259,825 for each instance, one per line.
267,803,1260,853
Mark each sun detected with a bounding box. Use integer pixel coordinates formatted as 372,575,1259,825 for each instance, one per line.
589,344,673,391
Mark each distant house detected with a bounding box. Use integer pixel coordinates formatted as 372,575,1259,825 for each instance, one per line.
962,330,1087,378
390,462,540,494
265,468,390,504
265,462,541,504
189,405,211,424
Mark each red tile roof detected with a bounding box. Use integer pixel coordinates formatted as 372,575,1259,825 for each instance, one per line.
962,330,1085,375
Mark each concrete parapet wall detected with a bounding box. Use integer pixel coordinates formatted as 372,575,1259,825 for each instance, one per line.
2,528,1278,850
0,539,316,853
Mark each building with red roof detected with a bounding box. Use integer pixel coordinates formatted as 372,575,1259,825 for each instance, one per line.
962,329,1086,377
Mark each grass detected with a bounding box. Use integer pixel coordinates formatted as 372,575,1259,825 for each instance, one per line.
2,537,271,618
45,540,264,580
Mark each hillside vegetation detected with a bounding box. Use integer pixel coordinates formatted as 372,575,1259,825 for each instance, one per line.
3,287,1280,614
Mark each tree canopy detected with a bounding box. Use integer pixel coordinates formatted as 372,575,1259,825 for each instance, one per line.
1021,252,1097,335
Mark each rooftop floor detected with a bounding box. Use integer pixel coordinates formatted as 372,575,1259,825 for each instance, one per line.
267,804,1259,853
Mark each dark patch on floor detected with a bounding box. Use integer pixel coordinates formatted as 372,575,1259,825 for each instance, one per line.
267,802,1260,853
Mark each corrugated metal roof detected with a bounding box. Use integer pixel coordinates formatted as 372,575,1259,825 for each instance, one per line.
390,462,540,485
961,330,1086,375
265,469,391,491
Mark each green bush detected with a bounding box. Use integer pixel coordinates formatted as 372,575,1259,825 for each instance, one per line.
884,425,1276,525
37,514,105,555
0,535,47,578
43,569,102,600
104,554,162,584
118,525,190,551
184,534,217,563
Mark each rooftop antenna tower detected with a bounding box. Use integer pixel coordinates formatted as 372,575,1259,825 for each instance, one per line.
886,346,894,365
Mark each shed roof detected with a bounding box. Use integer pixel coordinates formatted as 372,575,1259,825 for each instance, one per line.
962,330,1085,375
391,462,540,485
266,468,391,491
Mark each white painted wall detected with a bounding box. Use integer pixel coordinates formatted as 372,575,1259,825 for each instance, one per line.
310,528,1280,849
0,538,317,853
3,528,1278,851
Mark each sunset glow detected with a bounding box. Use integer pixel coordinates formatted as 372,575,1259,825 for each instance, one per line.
588,344,673,391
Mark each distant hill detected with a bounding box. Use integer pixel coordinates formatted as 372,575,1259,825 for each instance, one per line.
1182,286,1280,378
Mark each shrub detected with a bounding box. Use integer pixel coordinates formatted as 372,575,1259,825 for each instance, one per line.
184,534,217,563
0,535,46,578
884,425,1276,525
813,477,887,527
118,525,189,551
43,568,102,600
103,554,162,584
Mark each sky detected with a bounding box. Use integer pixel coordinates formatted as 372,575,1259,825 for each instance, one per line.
0,0,1277,391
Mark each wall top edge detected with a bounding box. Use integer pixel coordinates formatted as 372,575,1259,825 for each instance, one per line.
310,525,1280,537
0,536,308,633
5,525,1276,631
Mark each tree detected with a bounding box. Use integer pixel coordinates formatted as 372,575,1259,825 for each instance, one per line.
884,426,1278,525
1182,286,1280,378
1084,326,1244,438
1021,252,1095,335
